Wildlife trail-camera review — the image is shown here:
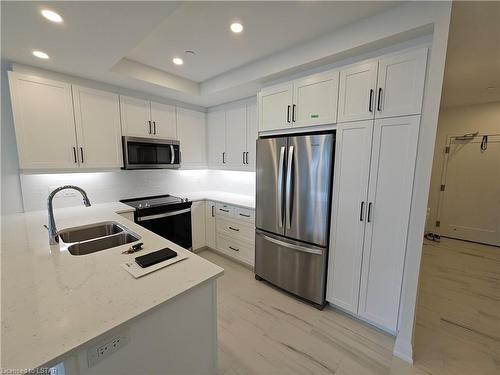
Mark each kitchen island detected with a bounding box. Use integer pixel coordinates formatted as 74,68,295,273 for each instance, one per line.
1,203,224,374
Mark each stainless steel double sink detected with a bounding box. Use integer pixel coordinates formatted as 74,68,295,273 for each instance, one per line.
58,221,141,255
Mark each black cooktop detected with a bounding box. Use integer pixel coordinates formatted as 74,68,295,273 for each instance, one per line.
120,194,189,210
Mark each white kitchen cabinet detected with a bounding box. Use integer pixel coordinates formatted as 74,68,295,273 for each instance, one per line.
72,86,122,169
326,115,421,332
225,106,247,168
191,201,206,251
326,120,373,314
292,70,339,127
358,115,420,331
176,108,207,168
150,101,177,139
8,72,78,169
120,95,152,137
375,49,428,119
245,103,257,169
207,111,226,168
205,201,217,249
259,82,293,132
337,61,378,123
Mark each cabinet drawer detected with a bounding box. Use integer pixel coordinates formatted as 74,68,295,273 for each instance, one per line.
215,203,234,218
216,217,254,243
234,207,255,223
216,233,254,266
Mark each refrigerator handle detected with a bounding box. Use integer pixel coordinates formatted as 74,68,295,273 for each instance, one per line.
285,145,294,229
277,146,286,228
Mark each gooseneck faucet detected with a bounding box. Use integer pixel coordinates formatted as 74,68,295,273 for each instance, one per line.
47,185,91,245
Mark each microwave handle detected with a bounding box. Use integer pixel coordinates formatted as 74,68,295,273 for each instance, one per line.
170,145,175,164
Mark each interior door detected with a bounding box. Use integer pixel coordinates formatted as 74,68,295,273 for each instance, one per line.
120,95,152,137
285,133,335,247
259,83,293,132
225,105,247,168
438,135,500,246
255,137,288,236
326,120,373,313
358,115,420,332
72,86,122,168
150,101,177,139
207,111,226,168
338,61,378,123
376,48,428,119
8,72,78,169
292,70,339,128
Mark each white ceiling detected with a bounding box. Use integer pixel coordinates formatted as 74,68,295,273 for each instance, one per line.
127,2,395,82
1,1,404,107
440,1,500,107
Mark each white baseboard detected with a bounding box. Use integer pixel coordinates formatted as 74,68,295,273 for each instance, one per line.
393,337,413,364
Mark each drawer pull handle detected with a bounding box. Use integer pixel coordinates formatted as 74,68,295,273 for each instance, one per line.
220,209,229,213
239,213,250,217
229,226,240,232
229,246,239,252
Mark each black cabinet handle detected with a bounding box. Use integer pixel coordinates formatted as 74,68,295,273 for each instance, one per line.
211,205,215,217
229,226,240,232
368,89,374,112
359,201,365,221
222,152,226,164
153,121,157,135
292,104,296,122
242,152,245,164
246,152,249,164
72,147,77,164
367,202,373,223
239,213,251,218
80,147,84,163
287,105,291,123
148,120,152,134
229,246,239,252
377,88,382,111
220,208,229,213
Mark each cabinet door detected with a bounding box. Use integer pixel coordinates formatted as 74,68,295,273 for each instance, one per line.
191,201,206,250
205,201,216,249
176,108,207,168
225,105,247,168
326,120,373,313
8,72,78,169
207,111,226,168
72,86,122,169
338,61,378,123
120,95,152,137
292,70,339,127
359,115,420,331
259,83,293,132
151,101,177,139
375,48,428,119
245,103,257,170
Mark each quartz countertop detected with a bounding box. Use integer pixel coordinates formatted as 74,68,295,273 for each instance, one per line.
1,203,224,370
177,191,255,209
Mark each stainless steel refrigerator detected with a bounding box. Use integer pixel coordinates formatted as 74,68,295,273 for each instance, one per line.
255,132,335,307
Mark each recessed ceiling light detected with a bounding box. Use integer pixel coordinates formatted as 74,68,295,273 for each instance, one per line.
41,9,63,23
230,22,243,33
32,50,50,59
172,57,184,66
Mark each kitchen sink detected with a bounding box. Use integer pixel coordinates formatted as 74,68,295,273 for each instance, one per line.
58,221,141,256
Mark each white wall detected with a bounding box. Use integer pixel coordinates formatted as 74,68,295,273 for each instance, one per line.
426,101,500,231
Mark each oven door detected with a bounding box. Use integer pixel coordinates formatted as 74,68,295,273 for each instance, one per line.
136,208,192,250
123,137,180,169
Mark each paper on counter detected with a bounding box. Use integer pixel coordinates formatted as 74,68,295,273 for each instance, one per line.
121,252,188,278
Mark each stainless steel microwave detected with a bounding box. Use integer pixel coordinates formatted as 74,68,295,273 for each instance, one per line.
122,136,180,170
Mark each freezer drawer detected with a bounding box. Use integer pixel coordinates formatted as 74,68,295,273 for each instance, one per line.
255,229,327,305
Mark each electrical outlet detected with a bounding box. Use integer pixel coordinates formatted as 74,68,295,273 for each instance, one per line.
87,329,129,367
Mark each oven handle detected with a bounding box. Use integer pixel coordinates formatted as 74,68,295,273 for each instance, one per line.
136,207,191,222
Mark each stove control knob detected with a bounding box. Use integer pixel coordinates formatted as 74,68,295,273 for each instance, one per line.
138,203,142,208
145,203,150,208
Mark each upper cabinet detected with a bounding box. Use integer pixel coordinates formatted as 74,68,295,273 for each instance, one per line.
258,72,339,132
8,72,78,169
120,96,177,139
176,108,207,168
207,100,257,171
8,72,122,170
72,86,122,169
338,62,378,123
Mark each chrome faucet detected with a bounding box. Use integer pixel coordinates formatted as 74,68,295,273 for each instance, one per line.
47,185,91,245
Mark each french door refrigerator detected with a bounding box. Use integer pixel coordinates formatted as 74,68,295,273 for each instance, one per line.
255,132,335,307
